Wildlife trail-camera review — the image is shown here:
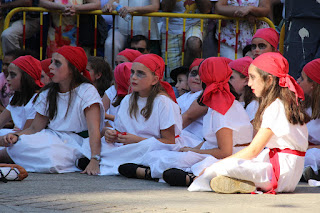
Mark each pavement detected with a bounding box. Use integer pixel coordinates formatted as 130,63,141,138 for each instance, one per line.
1,173,320,212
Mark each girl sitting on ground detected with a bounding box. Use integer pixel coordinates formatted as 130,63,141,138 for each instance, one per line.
0,46,105,176
188,52,309,194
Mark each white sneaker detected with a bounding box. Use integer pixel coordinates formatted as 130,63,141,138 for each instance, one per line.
210,176,256,194
0,164,28,182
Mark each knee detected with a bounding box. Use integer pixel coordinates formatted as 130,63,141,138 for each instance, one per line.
186,36,202,52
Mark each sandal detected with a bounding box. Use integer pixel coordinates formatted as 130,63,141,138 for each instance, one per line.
163,168,195,186
118,163,157,180
0,164,28,183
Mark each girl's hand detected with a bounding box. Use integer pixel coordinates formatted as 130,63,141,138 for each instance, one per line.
179,147,192,152
2,133,18,147
117,133,142,144
247,14,257,25
104,129,118,143
81,159,100,175
234,6,253,17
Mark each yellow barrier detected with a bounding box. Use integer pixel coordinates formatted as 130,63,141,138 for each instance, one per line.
3,7,276,64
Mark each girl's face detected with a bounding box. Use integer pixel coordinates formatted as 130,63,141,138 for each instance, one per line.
86,62,101,82
49,53,72,85
229,70,248,96
248,65,267,98
6,63,22,91
251,38,274,59
297,71,314,96
115,55,130,67
41,70,52,86
175,73,189,96
130,62,159,97
188,66,202,93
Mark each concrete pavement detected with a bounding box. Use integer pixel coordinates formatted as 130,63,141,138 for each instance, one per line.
1,173,320,212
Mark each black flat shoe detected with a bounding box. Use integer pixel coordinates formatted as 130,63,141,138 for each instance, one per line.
75,157,90,171
118,163,157,181
163,168,195,186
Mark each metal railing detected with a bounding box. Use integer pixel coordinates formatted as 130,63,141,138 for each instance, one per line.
3,7,277,65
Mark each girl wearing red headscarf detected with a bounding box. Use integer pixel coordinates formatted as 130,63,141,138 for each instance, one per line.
298,59,320,182
0,55,42,146
40,58,52,86
1,46,105,176
118,57,253,185
86,54,182,176
251,28,279,59
189,52,309,194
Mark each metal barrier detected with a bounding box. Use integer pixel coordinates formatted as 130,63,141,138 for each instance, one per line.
3,7,276,64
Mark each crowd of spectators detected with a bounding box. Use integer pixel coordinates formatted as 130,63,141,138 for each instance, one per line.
0,0,319,81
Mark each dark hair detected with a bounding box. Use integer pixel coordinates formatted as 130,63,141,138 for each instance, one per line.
10,68,40,106
112,96,125,107
252,67,310,130
303,75,320,120
242,45,252,57
129,35,150,51
5,49,38,60
34,62,91,120
197,82,239,106
87,56,113,97
235,70,256,108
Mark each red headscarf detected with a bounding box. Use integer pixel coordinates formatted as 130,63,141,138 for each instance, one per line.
228,56,253,77
303,58,320,85
118,49,142,62
114,62,132,97
12,55,43,88
252,52,304,102
252,28,279,49
189,58,204,71
41,58,51,75
133,54,176,103
220,57,233,64
199,57,235,115
55,46,91,81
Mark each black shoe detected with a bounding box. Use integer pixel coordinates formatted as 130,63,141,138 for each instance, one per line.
302,166,320,181
163,168,195,186
75,157,90,171
118,163,157,181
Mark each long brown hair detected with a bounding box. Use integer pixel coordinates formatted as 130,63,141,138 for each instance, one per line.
252,67,310,130
129,81,169,120
304,75,320,120
34,62,91,120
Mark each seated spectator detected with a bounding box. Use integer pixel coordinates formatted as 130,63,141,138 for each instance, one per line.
129,35,150,54
1,0,40,55
103,0,160,67
161,0,213,82
215,0,271,60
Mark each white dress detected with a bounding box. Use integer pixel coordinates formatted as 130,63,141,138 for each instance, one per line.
6,83,104,173
177,90,204,142
81,94,183,176
0,94,37,137
105,85,118,128
304,108,320,173
245,100,259,121
189,99,308,193
140,100,253,179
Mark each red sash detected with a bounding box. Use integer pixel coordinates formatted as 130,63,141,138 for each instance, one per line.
266,148,305,194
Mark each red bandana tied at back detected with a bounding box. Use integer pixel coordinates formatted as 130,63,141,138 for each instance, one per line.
12,55,43,88
199,57,235,115
189,58,204,71
55,46,91,81
252,52,304,103
228,56,253,77
114,62,132,97
134,54,177,103
118,49,143,62
41,58,51,75
252,28,279,49
303,58,320,85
